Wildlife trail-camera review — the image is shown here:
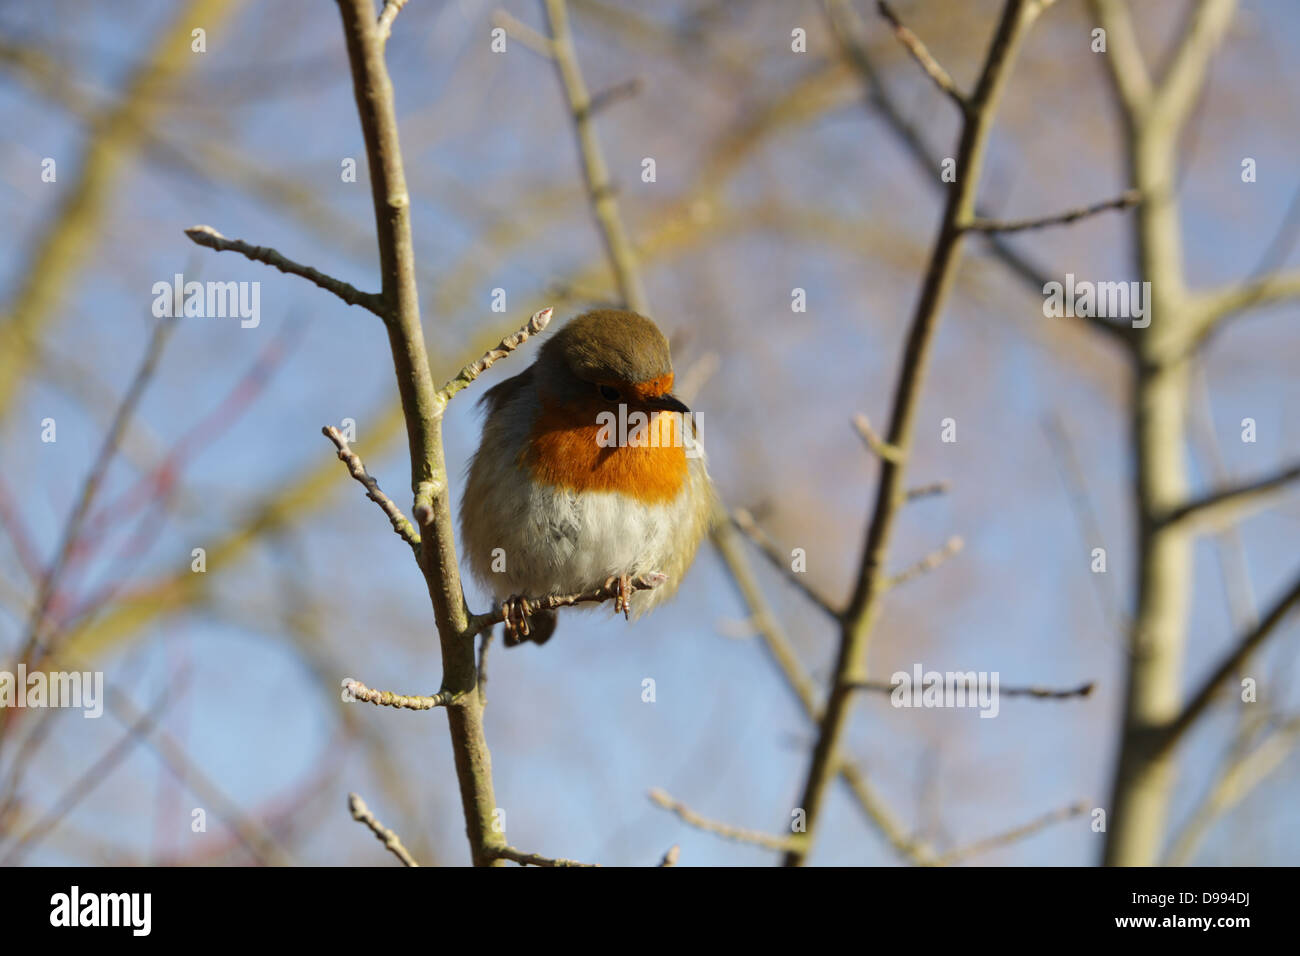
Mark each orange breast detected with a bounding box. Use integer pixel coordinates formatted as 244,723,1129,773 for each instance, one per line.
523,400,688,503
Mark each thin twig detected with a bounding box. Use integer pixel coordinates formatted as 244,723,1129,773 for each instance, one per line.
184,225,386,317
436,307,553,406
658,844,681,867
490,10,556,59
466,572,668,633
876,1,967,111
886,536,964,589
649,788,800,853
906,481,949,502
850,678,1094,699
343,678,451,712
322,425,421,556
1158,569,1300,754
376,0,410,43
348,792,420,866
931,801,1089,865
852,413,903,463
491,845,600,867
731,508,841,619
963,190,1140,233
1161,463,1300,532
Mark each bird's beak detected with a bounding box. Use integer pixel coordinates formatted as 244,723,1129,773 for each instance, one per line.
648,393,691,415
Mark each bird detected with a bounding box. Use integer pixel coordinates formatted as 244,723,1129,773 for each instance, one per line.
460,309,714,646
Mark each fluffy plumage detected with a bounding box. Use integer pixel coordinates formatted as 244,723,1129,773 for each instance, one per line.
460,310,714,646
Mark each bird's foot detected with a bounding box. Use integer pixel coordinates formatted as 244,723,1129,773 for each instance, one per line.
501,594,533,644
605,574,633,620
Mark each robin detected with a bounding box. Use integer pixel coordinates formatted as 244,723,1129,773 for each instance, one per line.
460,309,714,646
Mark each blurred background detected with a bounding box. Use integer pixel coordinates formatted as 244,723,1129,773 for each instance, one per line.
0,0,1297,866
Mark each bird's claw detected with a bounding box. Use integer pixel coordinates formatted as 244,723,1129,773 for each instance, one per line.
501,595,532,643
606,574,632,620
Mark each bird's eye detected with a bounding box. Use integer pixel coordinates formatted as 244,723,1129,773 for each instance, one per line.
598,385,620,401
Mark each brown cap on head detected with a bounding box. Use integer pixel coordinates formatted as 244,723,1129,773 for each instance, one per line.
540,309,673,387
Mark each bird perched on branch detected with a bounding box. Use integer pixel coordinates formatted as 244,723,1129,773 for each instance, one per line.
461,309,714,646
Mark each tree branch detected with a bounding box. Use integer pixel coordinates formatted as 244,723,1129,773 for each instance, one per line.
731,508,841,620
785,0,1055,868
343,678,450,712
1160,462,1300,532
436,307,553,406
1158,569,1300,754
876,1,967,111
184,225,386,317
348,792,420,866
334,0,504,867
650,788,800,853
322,425,422,556
963,190,1139,233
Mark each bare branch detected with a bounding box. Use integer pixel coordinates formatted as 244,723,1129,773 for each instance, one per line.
852,413,903,463
1153,0,1238,131
1161,462,1300,532
850,678,1094,700
876,1,967,111
491,845,600,867
491,10,556,59
1086,0,1154,119
348,792,420,866
183,225,386,317
588,76,643,116
343,678,451,712
543,0,649,313
376,0,410,43
886,536,964,590
1192,270,1300,342
436,307,553,406
658,844,680,867
963,190,1139,234
649,788,800,853
906,481,949,502
786,0,1055,867
322,425,422,556
932,801,1089,865
466,572,667,633
731,508,840,619
1159,569,1300,753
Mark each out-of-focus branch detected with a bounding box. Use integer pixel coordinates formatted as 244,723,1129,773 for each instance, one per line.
184,225,386,316
3,316,176,756
931,801,1089,865
1086,0,1154,119
785,0,1056,868
852,413,903,464
876,1,966,111
730,508,841,620
1157,569,1300,755
649,788,800,853
850,678,1095,700
0,0,239,421
1160,463,1300,533
376,0,410,43
1191,270,1300,343
963,191,1140,234
348,793,419,866
543,0,649,314
886,536,964,590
